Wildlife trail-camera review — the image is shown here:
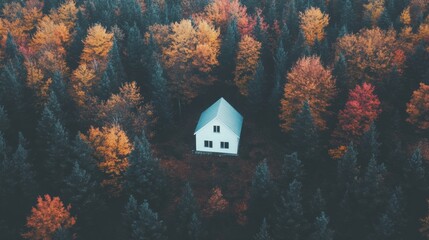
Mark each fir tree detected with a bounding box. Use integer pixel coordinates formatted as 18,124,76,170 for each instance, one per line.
375,187,406,239
125,132,169,209
358,123,380,165
270,40,287,109
70,133,98,178
254,218,273,240
126,24,145,81
337,143,359,192
0,106,10,134
273,179,306,240
248,60,265,112
131,200,167,240
290,101,320,166
176,183,200,240
219,19,239,81
118,0,144,28
403,147,426,190
279,152,304,191
52,227,73,240
310,188,326,218
122,195,139,239
378,9,392,30
150,57,173,125
311,212,334,240
249,159,274,228
144,0,161,28
340,0,355,30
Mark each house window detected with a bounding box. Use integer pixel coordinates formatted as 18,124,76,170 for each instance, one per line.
220,142,229,149
213,125,220,133
204,140,213,148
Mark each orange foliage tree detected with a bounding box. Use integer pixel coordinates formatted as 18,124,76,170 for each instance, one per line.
22,195,75,240
333,83,381,143
195,0,255,35
299,7,329,46
162,19,220,107
70,63,97,107
279,56,336,132
337,27,403,85
81,124,132,196
204,187,229,217
407,83,429,130
363,0,385,25
99,82,157,138
233,35,261,96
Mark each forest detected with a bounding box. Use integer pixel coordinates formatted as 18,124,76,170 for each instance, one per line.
0,0,429,239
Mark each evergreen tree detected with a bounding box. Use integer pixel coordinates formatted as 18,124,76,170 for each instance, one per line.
340,0,355,30
403,147,425,189
52,227,73,240
108,38,126,89
248,60,265,112
118,0,144,28
219,19,239,81
378,9,392,30
270,40,287,110
290,101,320,166
254,218,273,240
70,133,98,178
176,183,201,240
36,106,71,191
126,24,145,81
279,152,304,191
273,179,307,240
310,188,326,218
125,132,169,209
144,0,161,28
50,72,68,107
46,91,63,121
249,159,274,228
188,213,203,240
131,200,167,240
375,187,406,239
358,123,380,165
0,106,10,134
311,212,334,240
150,57,173,125
122,195,139,239
337,143,359,192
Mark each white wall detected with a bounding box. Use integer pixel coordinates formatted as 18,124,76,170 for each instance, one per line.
195,119,240,154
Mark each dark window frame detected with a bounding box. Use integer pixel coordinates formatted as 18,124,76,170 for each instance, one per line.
220,142,229,149
213,125,220,133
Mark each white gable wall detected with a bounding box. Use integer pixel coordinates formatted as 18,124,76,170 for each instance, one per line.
195,118,240,154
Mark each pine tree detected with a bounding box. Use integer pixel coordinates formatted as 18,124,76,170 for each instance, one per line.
311,212,334,240
131,200,167,240
50,71,68,107
52,227,73,240
254,218,273,240
0,106,10,134
249,159,274,228
107,38,126,89
118,0,144,28
290,101,320,166
150,57,173,125
126,24,144,81
219,18,239,81
337,143,359,192
270,40,287,110
70,133,98,178
403,147,425,189
176,183,201,240
340,0,355,30
36,106,71,191
46,91,63,121
122,195,139,239
378,9,392,30
144,0,161,27
248,60,265,112
310,188,326,218
375,187,406,239
273,179,306,240
279,152,304,191
358,123,380,165
125,132,169,209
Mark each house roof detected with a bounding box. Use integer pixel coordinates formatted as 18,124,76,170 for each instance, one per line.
194,97,243,137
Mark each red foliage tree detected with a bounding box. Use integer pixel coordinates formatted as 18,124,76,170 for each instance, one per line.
334,83,381,143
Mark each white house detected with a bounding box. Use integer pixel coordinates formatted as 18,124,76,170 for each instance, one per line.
194,97,243,155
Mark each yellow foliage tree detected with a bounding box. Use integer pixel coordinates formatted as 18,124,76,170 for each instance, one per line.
162,19,220,107
71,63,97,107
279,56,336,132
50,0,78,31
25,61,52,100
406,83,429,130
82,124,132,196
363,0,385,26
233,35,261,96
337,28,402,84
299,7,329,46
400,6,412,26
80,24,113,73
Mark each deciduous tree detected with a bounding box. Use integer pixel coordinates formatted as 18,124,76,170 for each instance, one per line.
80,24,113,74
406,83,429,130
299,7,329,46
22,195,76,240
279,56,336,132
234,35,261,96
204,187,229,217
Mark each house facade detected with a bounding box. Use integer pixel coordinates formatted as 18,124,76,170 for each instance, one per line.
194,98,243,155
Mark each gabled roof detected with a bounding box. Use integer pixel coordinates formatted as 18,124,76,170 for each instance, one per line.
194,97,243,137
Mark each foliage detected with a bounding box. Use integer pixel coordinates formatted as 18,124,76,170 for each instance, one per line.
407,83,429,130
22,195,76,240
279,56,336,132
299,7,329,46
234,35,261,96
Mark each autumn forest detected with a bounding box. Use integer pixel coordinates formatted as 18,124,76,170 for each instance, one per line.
1,0,429,239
